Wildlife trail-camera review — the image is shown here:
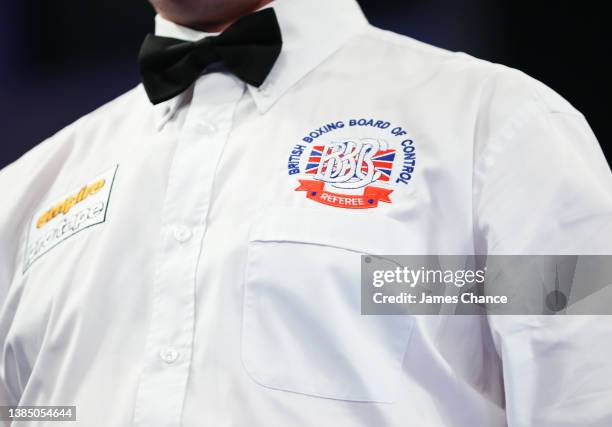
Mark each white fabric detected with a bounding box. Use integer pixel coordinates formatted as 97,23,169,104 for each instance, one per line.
1,0,611,425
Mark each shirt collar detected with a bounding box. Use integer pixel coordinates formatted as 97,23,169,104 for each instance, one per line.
151,0,368,124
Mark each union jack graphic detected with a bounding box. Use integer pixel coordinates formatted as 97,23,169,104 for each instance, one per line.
305,145,396,182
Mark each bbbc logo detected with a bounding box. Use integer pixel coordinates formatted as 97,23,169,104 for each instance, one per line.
287,118,417,209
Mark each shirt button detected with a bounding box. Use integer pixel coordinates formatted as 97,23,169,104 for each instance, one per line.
259,86,271,97
172,225,192,243
159,347,180,364
198,121,217,133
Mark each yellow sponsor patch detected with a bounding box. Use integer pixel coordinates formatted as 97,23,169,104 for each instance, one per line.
36,178,107,229
24,165,118,272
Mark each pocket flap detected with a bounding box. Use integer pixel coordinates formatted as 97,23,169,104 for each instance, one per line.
249,206,420,255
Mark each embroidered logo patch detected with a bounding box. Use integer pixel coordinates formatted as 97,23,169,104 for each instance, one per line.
287,119,416,209
23,164,118,272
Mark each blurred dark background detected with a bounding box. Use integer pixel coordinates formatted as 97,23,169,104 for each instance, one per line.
1,0,610,169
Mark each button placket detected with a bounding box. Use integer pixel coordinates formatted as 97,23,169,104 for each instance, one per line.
133,74,244,427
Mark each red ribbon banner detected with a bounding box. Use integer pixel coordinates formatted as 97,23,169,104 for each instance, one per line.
295,180,393,209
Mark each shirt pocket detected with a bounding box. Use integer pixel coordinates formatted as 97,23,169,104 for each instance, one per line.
241,206,416,403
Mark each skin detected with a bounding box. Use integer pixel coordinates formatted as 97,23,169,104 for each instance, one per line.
149,0,274,32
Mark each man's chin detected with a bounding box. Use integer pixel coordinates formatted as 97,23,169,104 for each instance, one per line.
149,0,272,32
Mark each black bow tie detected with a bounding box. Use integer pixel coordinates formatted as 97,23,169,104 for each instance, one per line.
138,8,282,105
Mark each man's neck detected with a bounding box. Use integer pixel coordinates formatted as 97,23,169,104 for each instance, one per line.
161,0,274,33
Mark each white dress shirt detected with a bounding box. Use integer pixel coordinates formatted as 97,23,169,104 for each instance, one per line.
1,0,612,426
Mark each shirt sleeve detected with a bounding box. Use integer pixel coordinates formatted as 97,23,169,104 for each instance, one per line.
473,78,612,426
0,171,13,411
0,163,28,409
0,167,12,409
